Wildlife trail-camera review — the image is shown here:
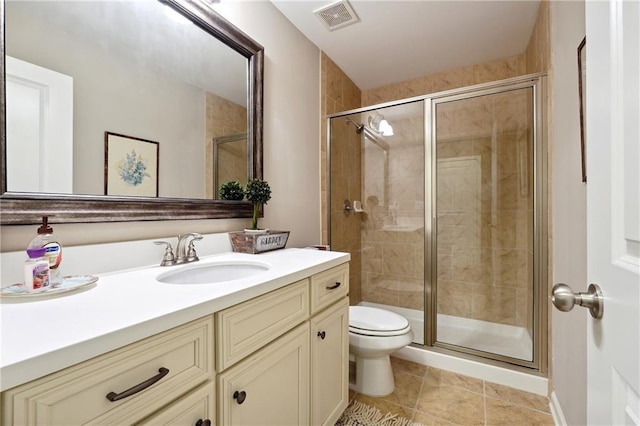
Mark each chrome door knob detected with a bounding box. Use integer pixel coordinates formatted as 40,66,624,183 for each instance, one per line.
551,283,604,319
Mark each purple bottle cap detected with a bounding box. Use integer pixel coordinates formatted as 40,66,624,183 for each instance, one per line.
27,247,47,258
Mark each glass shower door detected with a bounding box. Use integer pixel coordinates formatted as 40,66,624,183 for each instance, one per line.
430,86,536,362
330,101,426,345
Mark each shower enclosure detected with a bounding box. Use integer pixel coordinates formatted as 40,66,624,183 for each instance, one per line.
328,75,547,371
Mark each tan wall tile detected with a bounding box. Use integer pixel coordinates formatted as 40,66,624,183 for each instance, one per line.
204,92,247,198
525,0,550,74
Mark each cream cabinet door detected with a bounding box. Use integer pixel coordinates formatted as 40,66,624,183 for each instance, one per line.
310,297,349,426
218,323,310,425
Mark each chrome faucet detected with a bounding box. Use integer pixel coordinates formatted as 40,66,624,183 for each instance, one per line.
176,233,203,264
154,233,203,267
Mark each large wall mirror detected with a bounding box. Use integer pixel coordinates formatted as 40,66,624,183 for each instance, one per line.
0,0,263,224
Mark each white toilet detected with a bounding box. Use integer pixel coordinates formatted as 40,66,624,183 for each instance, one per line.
348,306,414,397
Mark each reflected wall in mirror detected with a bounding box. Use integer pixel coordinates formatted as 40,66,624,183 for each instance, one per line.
0,0,264,224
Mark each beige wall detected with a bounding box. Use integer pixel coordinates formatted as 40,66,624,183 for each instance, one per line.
321,53,363,305
1,1,322,253
549,0,587,423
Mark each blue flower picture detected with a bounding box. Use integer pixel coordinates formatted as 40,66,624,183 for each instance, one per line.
105,132,159,197
118,150,150,186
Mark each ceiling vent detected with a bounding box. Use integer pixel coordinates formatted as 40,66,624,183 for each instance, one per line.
314,0,359,31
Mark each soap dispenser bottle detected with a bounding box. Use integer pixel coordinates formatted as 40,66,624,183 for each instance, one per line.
27,216,63,279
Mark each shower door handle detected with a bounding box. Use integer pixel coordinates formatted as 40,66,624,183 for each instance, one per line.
551,283,603,319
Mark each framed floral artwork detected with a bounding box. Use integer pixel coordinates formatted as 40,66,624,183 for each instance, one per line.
105,132,159,196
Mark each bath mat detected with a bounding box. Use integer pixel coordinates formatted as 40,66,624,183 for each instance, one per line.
335,400,426,426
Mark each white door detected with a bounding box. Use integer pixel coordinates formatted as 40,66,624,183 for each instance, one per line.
6,56,73,193
586,1,640,424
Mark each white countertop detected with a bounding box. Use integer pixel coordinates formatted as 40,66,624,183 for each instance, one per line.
0,248,349,392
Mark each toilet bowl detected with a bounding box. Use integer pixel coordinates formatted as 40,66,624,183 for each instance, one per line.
349,306,414,397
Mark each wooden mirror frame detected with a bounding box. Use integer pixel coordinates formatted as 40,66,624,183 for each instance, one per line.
0,0,263,225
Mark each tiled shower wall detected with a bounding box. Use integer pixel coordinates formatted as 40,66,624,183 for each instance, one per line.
321,53,363,305
435,91,534,329
359,56,529,316
205,92,247,198
361,55,526,108
360,114,425,311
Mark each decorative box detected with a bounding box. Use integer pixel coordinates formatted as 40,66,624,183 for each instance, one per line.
229,230,290,254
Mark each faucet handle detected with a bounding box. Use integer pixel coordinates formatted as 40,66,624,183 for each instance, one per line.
186,241,199,262
154,241,176,266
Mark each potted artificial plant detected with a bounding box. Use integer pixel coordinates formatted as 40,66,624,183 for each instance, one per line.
218,181,245,201
228,179,289,253
244,179,271,231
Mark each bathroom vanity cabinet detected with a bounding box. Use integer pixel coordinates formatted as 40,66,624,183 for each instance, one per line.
0,316,216,425
1,262,349,426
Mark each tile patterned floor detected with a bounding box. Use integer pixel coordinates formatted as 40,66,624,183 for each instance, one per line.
348,357,555,426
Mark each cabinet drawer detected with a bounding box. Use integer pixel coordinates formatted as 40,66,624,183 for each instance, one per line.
216,279,309,371
137,381,215,426
310,264,349,314
2,316,214,426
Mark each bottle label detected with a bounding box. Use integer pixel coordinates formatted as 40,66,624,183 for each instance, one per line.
30,262,50,290
44,242,62,269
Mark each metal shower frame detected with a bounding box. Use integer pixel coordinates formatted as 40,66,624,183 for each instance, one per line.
326,73,548,374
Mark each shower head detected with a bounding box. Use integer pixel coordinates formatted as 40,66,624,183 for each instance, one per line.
345,118,365,134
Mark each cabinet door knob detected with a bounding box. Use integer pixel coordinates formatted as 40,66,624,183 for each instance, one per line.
233,390,247,404
106,367,169,402
317,331,326,340
195,420,211,426
326,282,341,290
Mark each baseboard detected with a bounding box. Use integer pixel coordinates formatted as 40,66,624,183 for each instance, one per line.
550,391,567,426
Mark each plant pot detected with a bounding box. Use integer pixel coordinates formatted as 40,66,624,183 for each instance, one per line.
229,230,290,254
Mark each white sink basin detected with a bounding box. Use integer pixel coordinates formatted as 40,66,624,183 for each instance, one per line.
157,261,270,285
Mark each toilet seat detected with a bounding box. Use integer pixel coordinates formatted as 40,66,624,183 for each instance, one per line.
349,306,411,337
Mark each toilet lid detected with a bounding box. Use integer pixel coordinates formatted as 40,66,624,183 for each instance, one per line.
349,306,411,336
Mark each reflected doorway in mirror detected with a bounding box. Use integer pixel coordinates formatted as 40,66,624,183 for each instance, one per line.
104,132,159,197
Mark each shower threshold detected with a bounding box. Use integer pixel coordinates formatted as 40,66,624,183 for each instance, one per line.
360,302,533,361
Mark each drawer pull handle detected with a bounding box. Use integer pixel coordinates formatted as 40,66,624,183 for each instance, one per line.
106,367,170,402
318,331,326,340
326,282,341,290
233,390,247,404
195,420,211,426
